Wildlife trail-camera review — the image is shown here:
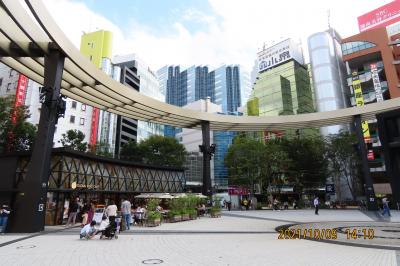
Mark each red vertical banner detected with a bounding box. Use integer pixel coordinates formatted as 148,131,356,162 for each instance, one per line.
12,74,28,123
90,108,99,146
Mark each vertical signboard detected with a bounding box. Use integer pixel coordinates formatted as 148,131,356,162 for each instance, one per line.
352,73,371,142
12,74,28,123
89,109,99,146
370,64,383,102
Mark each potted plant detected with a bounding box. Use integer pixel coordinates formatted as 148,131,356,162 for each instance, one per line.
181,208,190,221
168,210,181,222
146,211,161,227
188,208,197,220
210,196,221,218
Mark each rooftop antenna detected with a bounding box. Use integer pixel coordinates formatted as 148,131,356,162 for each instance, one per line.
327,9,331,30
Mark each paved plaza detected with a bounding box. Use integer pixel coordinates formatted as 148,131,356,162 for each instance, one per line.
0,210,399,266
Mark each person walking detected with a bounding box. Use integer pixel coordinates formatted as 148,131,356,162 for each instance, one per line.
121,198,132,230
284,201,289,210
66,197,80,227
0,204,11,233
382,197,391,217
87,202,95,224
314,196,319,215
106,200,118,224
293,200,298,210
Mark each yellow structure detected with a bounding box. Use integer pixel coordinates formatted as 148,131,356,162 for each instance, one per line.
80,30,113,68
352,74,371,141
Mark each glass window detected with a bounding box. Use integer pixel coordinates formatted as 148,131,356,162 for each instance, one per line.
342,41,376,55
80,118,85,125
314,66,333,83
0,78,2,87
81,104,86,111
6,83,11,91
71,101,77,109
70,115,75,124
311,48,331,65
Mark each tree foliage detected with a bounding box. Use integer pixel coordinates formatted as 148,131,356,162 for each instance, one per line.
89,141,114,158
281,136,328,190
225,134,328,195
120,135,187,167
0,96,37,153
59,129,87,152
325,131,362,200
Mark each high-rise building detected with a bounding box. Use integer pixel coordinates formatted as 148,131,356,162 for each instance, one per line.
175,99,220,190
80,30,115,152
248,39,315,140
308,28,349,136
213,65,242,113
340,27,399,197
113,54,164,146
0,66,92,148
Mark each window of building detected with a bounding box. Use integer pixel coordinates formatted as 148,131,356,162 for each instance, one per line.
0,78,2,87
81,104,86,111
70,115,75,124
6,83,11,91
341,41,376,56
89,55,93,61
71,101,77,109
80,118,85,125
9,70,13,78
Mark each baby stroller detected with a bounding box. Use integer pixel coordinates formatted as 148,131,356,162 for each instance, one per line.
100,216,120,239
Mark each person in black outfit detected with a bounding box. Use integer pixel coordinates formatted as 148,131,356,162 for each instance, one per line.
66,198,80,227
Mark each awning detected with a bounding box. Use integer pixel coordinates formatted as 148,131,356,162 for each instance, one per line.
373,183,392,194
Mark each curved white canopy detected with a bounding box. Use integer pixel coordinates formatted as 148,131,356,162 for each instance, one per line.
0,0,399,131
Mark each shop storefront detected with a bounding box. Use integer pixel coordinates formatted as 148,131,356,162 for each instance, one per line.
0,148,186,227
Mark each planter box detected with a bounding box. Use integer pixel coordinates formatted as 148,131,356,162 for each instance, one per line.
170,215,181,222
210,212,221,218
146,219,161,227
181,214,190,221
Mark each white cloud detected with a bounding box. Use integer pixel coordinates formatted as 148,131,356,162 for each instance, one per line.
43,0,391,72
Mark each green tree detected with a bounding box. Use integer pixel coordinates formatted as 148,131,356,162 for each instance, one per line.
281,136,328,192
263,138,291,192
59,129,87,152
0,96,37,153
225,136,266,197
140,135,187,167
120,135,187,167
88,141,114,158
325,131,362,200
120,140,143,162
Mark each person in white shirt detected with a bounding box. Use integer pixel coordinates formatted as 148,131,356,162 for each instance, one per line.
314,197,319,215
80,221,97,239
106,200,118,223
121,198,132,230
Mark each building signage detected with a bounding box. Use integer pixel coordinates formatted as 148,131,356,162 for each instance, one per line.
71,181,99,190
89,108,99,146
358,0,400,32
370,64,383,102
257,39,304,72
367,150,375,161
228,186,249,195
352,74,371,142
325,184,335,194
12,74,28,123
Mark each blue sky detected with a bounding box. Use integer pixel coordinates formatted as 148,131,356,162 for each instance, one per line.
45,0,391,71
82,0,219,36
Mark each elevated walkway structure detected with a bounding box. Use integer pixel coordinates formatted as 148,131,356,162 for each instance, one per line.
0,0,399,231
